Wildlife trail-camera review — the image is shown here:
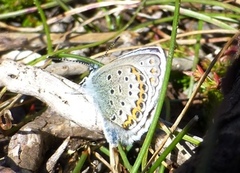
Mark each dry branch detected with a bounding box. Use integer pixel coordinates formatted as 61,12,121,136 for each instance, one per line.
0,59,103,132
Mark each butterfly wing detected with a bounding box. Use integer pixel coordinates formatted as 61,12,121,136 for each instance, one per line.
82,47,166,145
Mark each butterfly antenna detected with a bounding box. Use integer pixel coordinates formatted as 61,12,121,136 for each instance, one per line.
50,56,90,66
104,36,120,57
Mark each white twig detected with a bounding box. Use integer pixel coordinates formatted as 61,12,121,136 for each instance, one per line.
0,59,102,132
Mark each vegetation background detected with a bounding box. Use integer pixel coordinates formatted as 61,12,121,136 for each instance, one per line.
0,0,239,172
